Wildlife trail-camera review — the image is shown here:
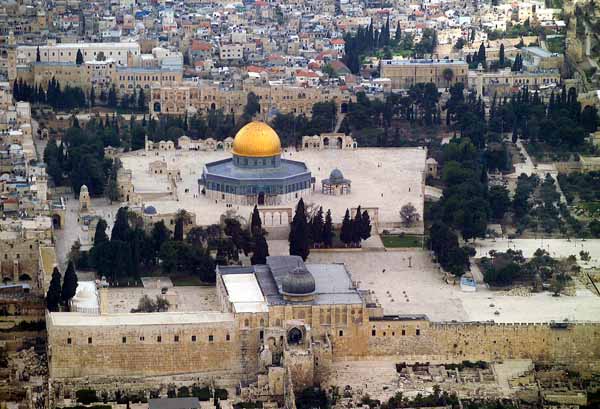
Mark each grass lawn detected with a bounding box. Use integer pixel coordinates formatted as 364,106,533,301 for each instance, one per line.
171,275,206,286
381,234,424,248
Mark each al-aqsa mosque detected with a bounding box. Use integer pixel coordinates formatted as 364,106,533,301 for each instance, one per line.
200,122,313,206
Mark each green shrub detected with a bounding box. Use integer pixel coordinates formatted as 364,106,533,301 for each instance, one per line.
192,386,211,401
214,388,228,400
75,389,98,405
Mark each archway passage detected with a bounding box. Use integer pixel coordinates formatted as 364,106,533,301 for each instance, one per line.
258,192,265,205
153,102,161,112
52,214,61,229
287,327,303,345
323,137,330,147
337,137,343,149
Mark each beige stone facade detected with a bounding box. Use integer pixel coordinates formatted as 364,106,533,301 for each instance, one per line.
379,59,468,89
468,68,561,97
149,82,353,119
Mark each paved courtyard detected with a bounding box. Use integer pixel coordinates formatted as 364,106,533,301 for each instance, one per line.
119,147,427,229
305,249,600,323
106,286,219,313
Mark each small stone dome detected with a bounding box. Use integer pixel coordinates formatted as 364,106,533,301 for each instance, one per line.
282,267,316,295
329,168,345,184
144,205,157,215
80,185,89,193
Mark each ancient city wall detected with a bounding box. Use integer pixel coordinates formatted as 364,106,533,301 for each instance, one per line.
365,319,600,372
48,318,241,379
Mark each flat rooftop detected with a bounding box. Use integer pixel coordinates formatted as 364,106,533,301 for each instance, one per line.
221,273,268,313
48,311,234,327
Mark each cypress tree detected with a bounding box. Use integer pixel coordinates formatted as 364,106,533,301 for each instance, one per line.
323,209,334,248
289,198,310,261
499,43,505,67
395,21,401,42
352,207,363,246
361,210,372,241
251,232,269,265
76,49,84,65
477,42,486,66
251,205,262,236
138,88,146,112
310,207,324,246
174,217,184,241
61,261,78,307
36,46,41,62
111,207,130,242
46,267,62,312
340,209,353,246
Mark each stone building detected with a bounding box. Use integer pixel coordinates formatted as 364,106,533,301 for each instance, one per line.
468,68,561,97
321,169,351,195
379,59,468,90
200,122,313,206
46,255,600,396
301,133,357,150
149,81,353,119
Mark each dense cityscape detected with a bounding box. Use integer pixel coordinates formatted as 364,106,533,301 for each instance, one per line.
0,0,599,408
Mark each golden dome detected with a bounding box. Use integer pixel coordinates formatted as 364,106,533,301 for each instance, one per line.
232,121,282,157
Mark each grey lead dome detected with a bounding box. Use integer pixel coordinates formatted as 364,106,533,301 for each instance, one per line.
282,267,316,295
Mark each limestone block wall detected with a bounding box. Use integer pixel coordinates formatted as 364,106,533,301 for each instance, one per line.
48,320,241,379
366,320,600,372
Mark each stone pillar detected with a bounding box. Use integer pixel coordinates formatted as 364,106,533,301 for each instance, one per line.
99,287,109,315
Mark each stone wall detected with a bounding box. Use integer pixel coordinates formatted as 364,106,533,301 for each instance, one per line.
366,319,600,373
47,319,241,379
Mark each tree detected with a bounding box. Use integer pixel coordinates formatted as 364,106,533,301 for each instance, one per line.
108,85,117,108
36,46,41,62
244,92,261,118
289,199,310,260
488,186,511,220
361,210,372,241
395,22,401,42
310,207,325,246
477,42,486,67
89,87,95,107
175,210,192,242
61,261,78,307
400,203,420,227
499,43,505,67
137,88,146,112
251,205,262,236
351,207,363,246
251,232,269,265
46,267,62,312
340,209,353,246
111,207,130,242
323,209,334,248
151,221,171,257
75,49,84,65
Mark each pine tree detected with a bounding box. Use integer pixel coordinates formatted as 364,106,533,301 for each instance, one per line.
395,21,401,42
323,209,333,248
46,267,62,312
499,43,505,67
36,46,41,62
61,261,78,307
288,198,310,260
477,42,486,67
340,209,353,246
76,49,84,65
